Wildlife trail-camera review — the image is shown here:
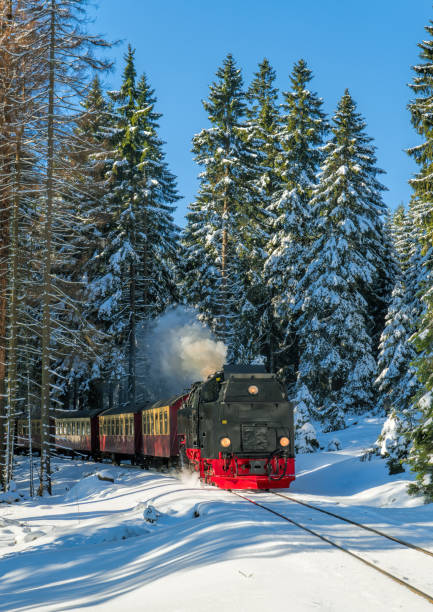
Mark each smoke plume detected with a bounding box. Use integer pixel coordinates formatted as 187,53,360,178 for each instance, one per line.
137,307,227,400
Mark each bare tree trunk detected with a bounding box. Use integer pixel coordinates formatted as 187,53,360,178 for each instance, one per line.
39,0,56,496
0,0,14,492
0,182,10,491
128,262,136,412
5,121,22,487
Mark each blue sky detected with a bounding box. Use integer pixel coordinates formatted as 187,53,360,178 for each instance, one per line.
88,0,433,226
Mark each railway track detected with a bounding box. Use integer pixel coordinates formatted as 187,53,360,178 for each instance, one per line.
271,491,433,559
231,490,433,606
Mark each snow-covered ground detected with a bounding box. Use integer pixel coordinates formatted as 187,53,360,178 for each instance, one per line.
1,416,432,612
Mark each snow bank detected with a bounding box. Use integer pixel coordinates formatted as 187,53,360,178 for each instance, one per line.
64,472,119,502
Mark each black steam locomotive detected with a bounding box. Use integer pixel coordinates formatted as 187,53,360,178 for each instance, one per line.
177,365,295,489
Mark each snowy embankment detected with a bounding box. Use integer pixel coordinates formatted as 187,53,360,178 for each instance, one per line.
0,417,432,612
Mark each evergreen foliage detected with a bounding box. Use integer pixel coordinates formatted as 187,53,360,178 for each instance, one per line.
405,18,433,501
297,90,386,427
182,54,262,361
85,47,179,406
408,391,433,500
292,381,320,453
375,281,420,415
374,280,420,473
53,76,113,407
376,410,411,474
264,60,327,382
244,58,281,367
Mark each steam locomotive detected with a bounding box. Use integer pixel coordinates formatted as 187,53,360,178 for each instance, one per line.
177,365,295,489
15,365,295,490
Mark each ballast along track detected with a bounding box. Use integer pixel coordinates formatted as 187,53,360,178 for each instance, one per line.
231,491,433,606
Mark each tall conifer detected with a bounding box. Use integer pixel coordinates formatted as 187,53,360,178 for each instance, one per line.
405,18,433,499
265,60,327,381
182,54,261,360
245,58,281,367
297,91,385,426
86,47,179,408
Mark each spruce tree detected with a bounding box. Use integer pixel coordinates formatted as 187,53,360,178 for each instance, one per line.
405,18,433,500
375,281,419,415
244,58,281,368
86,47,179,409
264,60,327,382
62,76,114,403
373,203,430,475
297,90,385,426
374,280,420,474
292,381,320,453
182,54,261,360
391,206,412,270
408,391,433,500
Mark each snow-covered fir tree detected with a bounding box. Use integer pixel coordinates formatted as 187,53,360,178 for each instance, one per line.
367,222,399,358
182,54,262,361
86,47,179,408
404,18,433,501
246,58,280,208
264,60,327,383
373,199,433,475
56,76,113,408
374,280,420,473
391,205,412,269
375,281,419,414
292,380,320,453
244,58,282,368
296,90,386,428
408,391,433,500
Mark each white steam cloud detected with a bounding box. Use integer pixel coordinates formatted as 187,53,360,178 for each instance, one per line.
170,325,227,381
137,307,227,400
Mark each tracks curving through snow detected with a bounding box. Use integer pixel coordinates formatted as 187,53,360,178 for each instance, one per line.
230,490,433,606
270,491,433,559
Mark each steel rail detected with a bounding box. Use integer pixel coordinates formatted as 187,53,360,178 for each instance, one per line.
270,491,433,559
231,491,433,606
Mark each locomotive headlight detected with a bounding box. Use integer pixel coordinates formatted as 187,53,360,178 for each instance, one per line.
279,436,290,447
220,437,231,448
248,385,259,395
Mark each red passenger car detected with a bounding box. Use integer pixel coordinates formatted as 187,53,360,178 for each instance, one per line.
98,406,142,464
54,410,100,457
141,395,188,465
